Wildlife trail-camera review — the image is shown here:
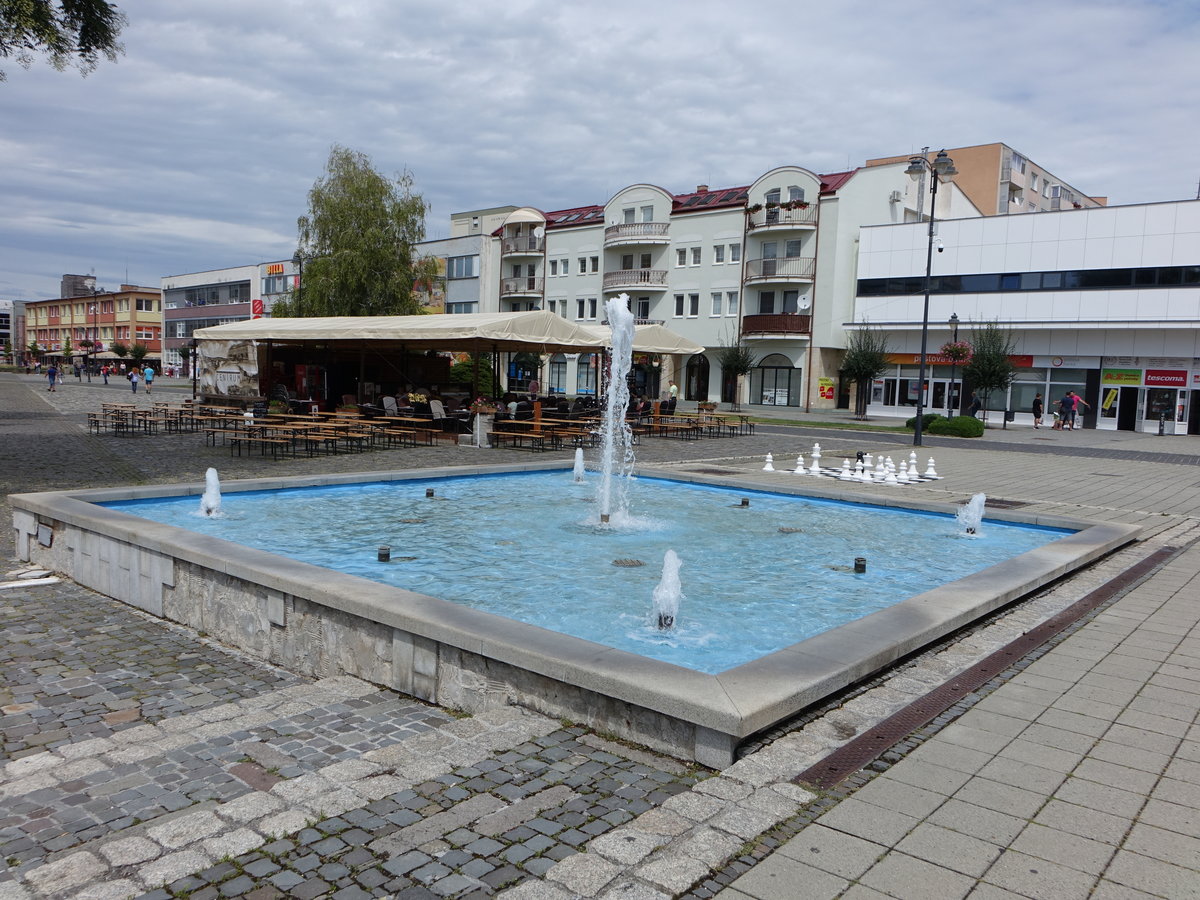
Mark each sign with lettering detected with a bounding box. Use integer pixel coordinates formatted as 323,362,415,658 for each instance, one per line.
265,263,285,275
818,377,835,400
1101,368,1141,386
1145,369,1186,387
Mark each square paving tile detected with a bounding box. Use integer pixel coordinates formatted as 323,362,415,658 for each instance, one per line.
858,850,975,900
894,821,1002,877
776,823,885,880
981,848,1098,900
726,854,849,900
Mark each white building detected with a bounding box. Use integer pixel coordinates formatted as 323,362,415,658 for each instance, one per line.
854,199,1200,433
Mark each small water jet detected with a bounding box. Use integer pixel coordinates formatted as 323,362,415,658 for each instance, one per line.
572,448,586,483
199,468,221,517
651,549,682,630
597,295,636,524
956,493,986,535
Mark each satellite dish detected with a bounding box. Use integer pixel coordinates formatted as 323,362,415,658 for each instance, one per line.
798,296,812,310
533,226,545,239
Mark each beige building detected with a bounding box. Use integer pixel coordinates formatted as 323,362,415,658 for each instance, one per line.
26,283,162,362
866,142,1105,217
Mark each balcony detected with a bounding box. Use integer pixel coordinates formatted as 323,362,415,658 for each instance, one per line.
603,222,670,247
501,235,544,256
746,205,817,230
602,268,668,291
500,276,544,298
743,256,816,284
741,314,811,336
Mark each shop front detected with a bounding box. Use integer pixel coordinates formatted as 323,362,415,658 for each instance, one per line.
1098,364,1197,435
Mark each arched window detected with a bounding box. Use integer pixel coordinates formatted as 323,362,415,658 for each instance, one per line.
685,354,710,401
576,353,598,395
749,353,802,407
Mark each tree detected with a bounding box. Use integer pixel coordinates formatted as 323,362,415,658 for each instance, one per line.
128,342,148,366
3,338,12,362
1,0,126,82
840,323,890,419
961,320,1017,424
274,145,429,318
109,339,128,359
449,352,497,398
27,339,41,360
714,333,756,411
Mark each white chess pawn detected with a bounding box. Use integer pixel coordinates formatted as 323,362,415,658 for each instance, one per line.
925,457,939,478
839,459,852,479
909,450,918,469
763,453,775,472
896,462,910,483
873,458,886,482
884,464,899,484
908,460,920,480
864,453,874,469
793,453,806,474
857,461,871,482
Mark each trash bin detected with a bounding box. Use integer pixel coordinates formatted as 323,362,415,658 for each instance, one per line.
1004,410,1016,422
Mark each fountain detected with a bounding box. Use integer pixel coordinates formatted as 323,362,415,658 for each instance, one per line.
572,447,586,483
957,492,987,535
651,549,682,630
596,295,636,524
199,468,221,517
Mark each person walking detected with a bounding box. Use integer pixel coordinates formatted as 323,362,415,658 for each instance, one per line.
142,364,155,394
101,365,109,385
1069,390,1089,430
129,368,140,394
1057,392,1073,430
967,392,982,418
1032,392,1044,428
46,363,57,392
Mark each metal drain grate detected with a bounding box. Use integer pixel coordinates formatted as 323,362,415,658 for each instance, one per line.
981,498,1029,509
794,545,1178,789
686,468,743,476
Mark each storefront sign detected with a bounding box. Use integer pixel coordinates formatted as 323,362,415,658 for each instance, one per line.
251,298,264,319
1145,369,1187,387
818,377,835,400
265,263,285,275
1101,368,1141,386
885,353,1033,366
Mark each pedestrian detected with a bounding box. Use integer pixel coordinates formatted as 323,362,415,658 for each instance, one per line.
668,379,679,401
143,364,155,394
129,368,140,394
46,363,57,392
101,365,109,385
1069,390,1089,430
74,364,82,381
967,392,982,418
1057,393,1073,430
1031,392,1043,429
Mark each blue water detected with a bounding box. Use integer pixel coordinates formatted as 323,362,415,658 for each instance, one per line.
102,472,1070,674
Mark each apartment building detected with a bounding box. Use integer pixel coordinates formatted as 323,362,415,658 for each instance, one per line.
25,283,162,363
866,143,1105,217
854,199,1200,433
429,162,978,407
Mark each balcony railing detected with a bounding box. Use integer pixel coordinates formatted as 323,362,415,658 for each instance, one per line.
746,205,818,229
500,276,544,297
602,268,668,290
603,222,670,246
743,256,816,282
501,235,544,255
741,314,811,335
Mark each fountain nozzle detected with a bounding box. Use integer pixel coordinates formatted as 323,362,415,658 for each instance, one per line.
425,488,435,498
740,498,750,507
854,557,867,573
378,545,391,562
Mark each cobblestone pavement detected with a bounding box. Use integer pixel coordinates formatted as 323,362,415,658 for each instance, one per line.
2,374,1200,899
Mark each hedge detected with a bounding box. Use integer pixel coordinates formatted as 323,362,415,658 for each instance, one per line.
904,413,944,430
926,415,985,437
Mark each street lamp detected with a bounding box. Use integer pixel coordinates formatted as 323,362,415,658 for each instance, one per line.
291,251,312,311
87,300,100,383
946,312,960,417
905,149,957,447
190,338,199,401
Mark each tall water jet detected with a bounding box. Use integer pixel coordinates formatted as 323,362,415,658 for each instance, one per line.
572,447,586,483
199,468,222,517
652,549,682,630
956,492,986,535
596,294,636,524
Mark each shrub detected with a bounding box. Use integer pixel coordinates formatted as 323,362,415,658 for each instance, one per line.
927,415,985,437
904,413,944,430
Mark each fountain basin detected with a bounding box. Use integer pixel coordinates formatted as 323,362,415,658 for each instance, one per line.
10,462,1138,767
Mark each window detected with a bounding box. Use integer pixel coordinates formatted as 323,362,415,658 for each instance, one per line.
674,294,685,317
784,239,802,258
788,185,805,202
765,188,781,205
576,299,586,319
759,291,775,314
561,258,569,275
590,256,599,273
713,245,725,264
782,290,800,313
1030,173,1039,192
446,256,477,278
729,243,741,263
1011,153,1027,174
640,253,652,269
621,254,634,270
676,249,687,267
549,354,567,393
688,293,699,317
690,247,701,266
445,301,477,314
623,208,635,224
727,291,739,316
711,292,722,316
577,257,586,274
588,297,597,319
550,260,558,277
635,297,650,319
641,205,654,222
136,298,157,312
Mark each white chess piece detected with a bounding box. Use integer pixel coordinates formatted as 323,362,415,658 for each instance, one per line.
793,453,806,475
763,453,775,472
925,457,939,478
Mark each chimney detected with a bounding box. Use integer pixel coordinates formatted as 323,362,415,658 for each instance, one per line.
696,184,708,193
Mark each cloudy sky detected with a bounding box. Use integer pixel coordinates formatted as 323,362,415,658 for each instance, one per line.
1,0,1195,302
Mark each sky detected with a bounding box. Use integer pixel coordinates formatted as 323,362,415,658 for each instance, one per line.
1,0,1196,303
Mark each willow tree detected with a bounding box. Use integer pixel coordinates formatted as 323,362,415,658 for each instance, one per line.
275,145,429,317
1,0,126,81
841,323,890,418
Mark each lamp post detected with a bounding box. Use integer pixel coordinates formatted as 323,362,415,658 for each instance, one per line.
904,149,957,447
946,312,959,417
87,300,100,383
291,251,311,311
190,338,199,401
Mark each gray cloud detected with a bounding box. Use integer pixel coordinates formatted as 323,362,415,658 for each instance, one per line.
1,0,1195,300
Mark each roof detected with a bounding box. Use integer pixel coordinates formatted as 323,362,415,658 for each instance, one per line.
581,323,705,355
819,170,858,194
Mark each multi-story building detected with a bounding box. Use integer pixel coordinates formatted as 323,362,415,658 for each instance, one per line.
25,283,161,364
450,162,979,407
854,199,1200,432
0,299,12,360
865,143,1105,217
160,260,298,372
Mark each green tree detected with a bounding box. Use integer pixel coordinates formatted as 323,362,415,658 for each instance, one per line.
840,323,890,419
449,352,497,398
27,339,41,359
274,145,429,318
109,339,128,359
714,334,756,411
128,342,148,366
0,0,126,81
3,338,13,362
961,320,1017,423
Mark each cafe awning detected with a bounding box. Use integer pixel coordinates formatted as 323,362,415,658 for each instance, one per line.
581,323,706,355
